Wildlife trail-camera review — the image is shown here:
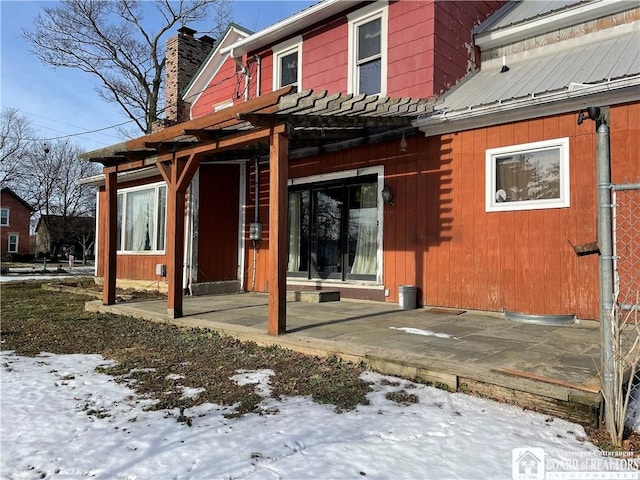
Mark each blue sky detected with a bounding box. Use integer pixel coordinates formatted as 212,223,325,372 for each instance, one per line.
0,0,317,152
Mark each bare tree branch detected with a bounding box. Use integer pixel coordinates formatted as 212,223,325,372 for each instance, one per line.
0,108,35,187
23,0,232,134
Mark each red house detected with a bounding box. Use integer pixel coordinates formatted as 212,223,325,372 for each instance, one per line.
86,0,639,332
0,187,33,259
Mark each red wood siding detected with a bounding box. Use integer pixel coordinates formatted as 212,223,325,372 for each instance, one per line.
191,55,240,118
432,1,506,95
197,164,240,282
387,0,436,98
243,105,640,320
301,16,348,94
220,1,505,102
0,191,31,256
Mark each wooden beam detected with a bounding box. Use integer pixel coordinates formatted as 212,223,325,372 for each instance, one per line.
102,170,117,305
154,124,287,163
125,87,293,150
176,153,201,193
268,128,289,335
239,112,415,129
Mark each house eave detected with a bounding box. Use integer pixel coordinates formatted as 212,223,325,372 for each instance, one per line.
475,0,633,50
77,166,161,187
413,76,640,136
220,0,347,57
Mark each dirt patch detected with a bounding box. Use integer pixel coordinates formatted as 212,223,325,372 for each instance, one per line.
1,282,370,418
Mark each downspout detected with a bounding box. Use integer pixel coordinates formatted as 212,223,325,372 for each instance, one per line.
252,158,259,291
597,120,615,431
255,54,262,98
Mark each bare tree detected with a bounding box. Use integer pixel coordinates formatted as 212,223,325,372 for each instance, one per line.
17,139,101,258
0,108,34,188
24,0,231,134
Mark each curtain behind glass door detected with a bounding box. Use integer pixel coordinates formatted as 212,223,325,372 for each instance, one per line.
312,187,343,278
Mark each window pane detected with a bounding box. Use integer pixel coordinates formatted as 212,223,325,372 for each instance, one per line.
313,188,343,275
8,234,17,252
0,209,8,225
348,183,378,275
125,189,154,251
495,148,560,202
156,186,167,251
359,59,381,95
279,51,298,88
358,18,381,61
287,190,309,272
116,193,123,251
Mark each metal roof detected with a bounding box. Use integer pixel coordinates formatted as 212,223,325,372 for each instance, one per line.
476,0,588,34
431,25,640,114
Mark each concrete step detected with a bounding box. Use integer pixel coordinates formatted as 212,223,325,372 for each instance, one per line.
287,290,340,303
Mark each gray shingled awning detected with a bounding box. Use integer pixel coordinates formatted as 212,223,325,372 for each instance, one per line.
86,89,434,167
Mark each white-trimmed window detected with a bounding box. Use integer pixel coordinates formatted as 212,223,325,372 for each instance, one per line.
116,182,167,253
8,233,18,253
273,36,302,93
0,208,8,226
486,138,570,212
348,2,388,96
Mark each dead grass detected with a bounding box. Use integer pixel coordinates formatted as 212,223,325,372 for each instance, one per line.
0,281,371,418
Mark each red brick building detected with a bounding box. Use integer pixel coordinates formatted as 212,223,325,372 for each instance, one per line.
0,187,33,258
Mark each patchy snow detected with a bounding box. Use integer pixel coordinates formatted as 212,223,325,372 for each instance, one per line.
2,351,639,479
232,369,275,398
390,326,459,339
0,266,95,283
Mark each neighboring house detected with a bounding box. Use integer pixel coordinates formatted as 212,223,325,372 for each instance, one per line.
85,0,638,329
0,187,33,259
35,215,96,261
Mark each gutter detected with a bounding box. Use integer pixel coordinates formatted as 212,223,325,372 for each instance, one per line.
413,76,640,136
220,0,345,57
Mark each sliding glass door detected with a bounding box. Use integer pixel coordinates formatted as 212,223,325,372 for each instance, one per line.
288,175,378,281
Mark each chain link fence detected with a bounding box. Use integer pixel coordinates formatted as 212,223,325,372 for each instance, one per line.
612,181,640,311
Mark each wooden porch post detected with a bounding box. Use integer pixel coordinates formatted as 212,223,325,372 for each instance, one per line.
165,182,186,318
268,128,289,335
102,169,117,305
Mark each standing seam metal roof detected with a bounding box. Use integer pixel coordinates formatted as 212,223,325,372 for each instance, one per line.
475,0,591,34
432,26,640,114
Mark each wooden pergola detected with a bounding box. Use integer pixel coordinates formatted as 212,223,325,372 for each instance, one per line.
88,87,433,335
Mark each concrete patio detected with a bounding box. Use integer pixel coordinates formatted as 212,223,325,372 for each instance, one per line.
86,292,603,426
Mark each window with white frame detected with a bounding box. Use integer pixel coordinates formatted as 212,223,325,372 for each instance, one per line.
0,208,8,226
116,182,167,253
348,2,388,96
273,37,302,93
8,233,18,253
486,138,570,212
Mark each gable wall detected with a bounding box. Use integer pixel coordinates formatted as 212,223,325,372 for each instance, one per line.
0,191,31,256
191,55,241,118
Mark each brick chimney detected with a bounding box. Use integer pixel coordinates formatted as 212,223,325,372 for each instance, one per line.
159,26,215,130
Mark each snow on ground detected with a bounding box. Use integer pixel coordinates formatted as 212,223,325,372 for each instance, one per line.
0,266,95,283
2,351,639,480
